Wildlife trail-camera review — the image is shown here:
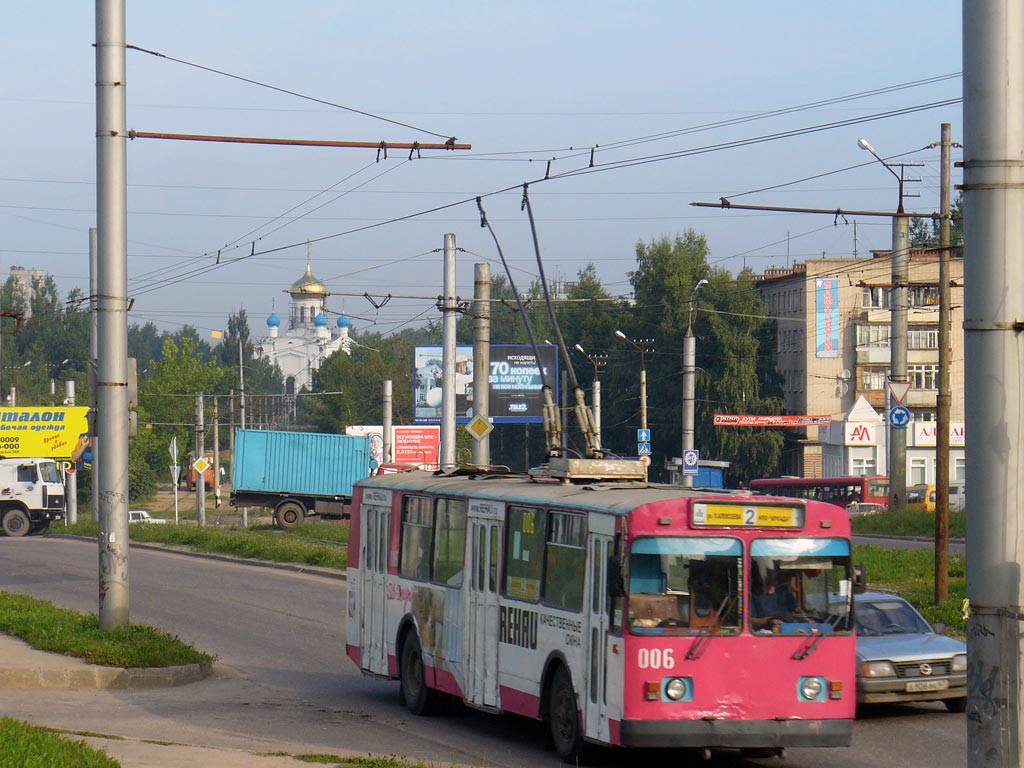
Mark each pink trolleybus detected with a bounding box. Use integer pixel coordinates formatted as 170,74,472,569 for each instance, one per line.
346,469,856,762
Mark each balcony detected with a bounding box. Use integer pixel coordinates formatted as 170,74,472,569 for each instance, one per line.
856,346,891,366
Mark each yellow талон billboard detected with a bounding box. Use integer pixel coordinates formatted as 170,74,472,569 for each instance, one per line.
0,407,90,459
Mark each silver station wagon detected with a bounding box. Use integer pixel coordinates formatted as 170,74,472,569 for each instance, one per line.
855,592,966,712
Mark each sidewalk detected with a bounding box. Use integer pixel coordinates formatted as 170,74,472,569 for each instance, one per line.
0,633,375,768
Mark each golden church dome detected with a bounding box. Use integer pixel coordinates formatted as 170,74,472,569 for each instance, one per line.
289,263,328,295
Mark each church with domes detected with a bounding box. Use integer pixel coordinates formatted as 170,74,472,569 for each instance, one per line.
257,260,352,394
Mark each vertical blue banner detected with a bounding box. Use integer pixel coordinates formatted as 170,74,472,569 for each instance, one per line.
815,277,840,358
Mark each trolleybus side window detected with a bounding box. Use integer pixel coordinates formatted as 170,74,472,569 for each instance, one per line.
543,511,586,611
749,538,854,635
399,495,433,581
627,537,741,634
504,505,545,601
432,498,467,587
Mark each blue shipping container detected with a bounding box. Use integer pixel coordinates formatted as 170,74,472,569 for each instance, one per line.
232,428,371,498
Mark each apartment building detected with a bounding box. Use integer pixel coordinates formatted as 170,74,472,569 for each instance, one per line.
754,249,965,486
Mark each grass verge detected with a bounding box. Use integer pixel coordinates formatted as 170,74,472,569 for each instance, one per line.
58,520,347,570
0,591,214,668
852,506,966,538
0,717,119,768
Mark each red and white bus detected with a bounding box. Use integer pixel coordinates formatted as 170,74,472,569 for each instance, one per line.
748,475,890,510
346,470,856,762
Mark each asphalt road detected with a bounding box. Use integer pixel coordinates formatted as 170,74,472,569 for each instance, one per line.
0,537,967,767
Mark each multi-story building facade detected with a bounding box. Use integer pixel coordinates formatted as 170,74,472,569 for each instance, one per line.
754,249,965,486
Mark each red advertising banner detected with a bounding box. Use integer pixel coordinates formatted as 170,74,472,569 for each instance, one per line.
713,414,832,427
393,425,441,469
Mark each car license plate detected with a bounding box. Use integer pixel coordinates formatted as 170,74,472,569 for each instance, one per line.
906,679,948,693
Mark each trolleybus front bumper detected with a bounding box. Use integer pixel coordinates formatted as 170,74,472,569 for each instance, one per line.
618,718,852,749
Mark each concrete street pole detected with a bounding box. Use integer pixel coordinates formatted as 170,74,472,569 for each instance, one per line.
682,331,696,487
195,393,206,527
382,380,393,465
889,213,909,508
935,122,952,602
95,0,130,630
472,262,491,467
963,3,1024,762
440,233,457,470
65,380,78,525
89,227,99,523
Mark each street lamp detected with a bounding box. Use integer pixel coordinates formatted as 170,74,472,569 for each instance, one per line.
859,137,909,507
615,331,654,432
682,279,708,486
574,344,607,442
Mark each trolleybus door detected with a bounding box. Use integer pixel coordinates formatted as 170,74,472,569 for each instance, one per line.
465,510,502,709
584,533,613,742
360,500,390,676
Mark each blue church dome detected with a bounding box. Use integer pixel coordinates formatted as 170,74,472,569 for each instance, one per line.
314,312,328,327
337,313,352,328
266,312,281,328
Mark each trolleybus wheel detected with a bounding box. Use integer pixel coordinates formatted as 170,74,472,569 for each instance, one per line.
274,501,304,529
548,665,586,764
400,632,436,716
1,509,29,537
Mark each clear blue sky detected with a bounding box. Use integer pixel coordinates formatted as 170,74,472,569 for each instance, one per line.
1,2,963,343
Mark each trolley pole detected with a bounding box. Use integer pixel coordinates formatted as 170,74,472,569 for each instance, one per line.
964,3,1024,763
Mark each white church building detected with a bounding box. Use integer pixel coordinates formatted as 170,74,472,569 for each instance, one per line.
257,261,352,394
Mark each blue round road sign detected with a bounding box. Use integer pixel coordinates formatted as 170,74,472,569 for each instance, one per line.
888,405,911,428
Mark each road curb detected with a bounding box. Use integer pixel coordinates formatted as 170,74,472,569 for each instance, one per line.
0,659,214,690
50,534,347,582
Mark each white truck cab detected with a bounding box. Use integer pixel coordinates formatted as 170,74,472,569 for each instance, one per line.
0,458,65,537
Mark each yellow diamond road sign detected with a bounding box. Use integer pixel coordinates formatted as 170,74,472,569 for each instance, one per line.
192,457,210,473
466,415,493,441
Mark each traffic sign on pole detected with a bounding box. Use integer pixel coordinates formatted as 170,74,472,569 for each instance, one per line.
888,405,911,429
886,379,912,404
637,428,651,444
637,442,652,456
683,449,700,475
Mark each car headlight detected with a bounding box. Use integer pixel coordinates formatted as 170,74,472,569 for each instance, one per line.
861,660,896,678
952,653,967,672
800,677,824,700
665,678,689,701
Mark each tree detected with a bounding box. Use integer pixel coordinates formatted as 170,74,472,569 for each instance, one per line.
910,191,964,249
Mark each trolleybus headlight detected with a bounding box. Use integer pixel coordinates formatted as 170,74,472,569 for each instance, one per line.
664,677,688,701
952,653,967,672
800,676,824,701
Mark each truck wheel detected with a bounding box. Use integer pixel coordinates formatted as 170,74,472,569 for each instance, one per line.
275,501,304,529
2,509,30,537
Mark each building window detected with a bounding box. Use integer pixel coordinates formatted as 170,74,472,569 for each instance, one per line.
857,324,890,348
915,411,936,422
861,369,888,390
909,364,939,390
954,457,966,482
852,457,877,476
861,286,889,308
910,286,939,307
910,458,928,485
908,327,939,349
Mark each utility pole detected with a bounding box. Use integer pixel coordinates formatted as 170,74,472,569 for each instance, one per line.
889,206,910,508
472,262,491,467
213,397,221,515
65,380,77,525
683,279,708,487
574,345,607,444
440,233,457,470
935,123,952,603
382,380,393,465
195,393,205,527
89,227,99,523
95,0,130,631
964,4,1024,762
